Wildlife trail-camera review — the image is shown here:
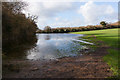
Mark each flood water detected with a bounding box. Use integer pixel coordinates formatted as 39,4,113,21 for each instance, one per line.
26,33,93,60
4,33,93,60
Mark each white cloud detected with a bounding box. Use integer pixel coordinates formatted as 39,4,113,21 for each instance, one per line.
42,2,72,10
22,1,117,29
105,6,114,14
55,17,60,21
78,1,117,25
23,2,74,29
22,0,119,2
48,18,84,28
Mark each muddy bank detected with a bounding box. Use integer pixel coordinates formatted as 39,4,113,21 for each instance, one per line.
3,42,113,78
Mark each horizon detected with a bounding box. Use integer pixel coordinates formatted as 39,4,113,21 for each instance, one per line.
22,1,118,30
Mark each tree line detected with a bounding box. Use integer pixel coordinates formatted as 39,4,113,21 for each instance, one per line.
37,21,120,33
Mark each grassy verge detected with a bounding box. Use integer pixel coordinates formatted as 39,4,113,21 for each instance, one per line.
71,28,119,77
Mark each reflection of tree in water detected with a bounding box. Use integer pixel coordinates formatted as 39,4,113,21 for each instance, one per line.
3,35,38,59
45,35,51,40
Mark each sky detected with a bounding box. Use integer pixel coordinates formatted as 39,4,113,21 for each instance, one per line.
22,0,118,29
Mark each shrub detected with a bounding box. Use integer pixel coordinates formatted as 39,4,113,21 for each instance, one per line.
38,21,120,33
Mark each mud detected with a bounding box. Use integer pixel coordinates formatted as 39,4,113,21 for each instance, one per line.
3,43,113,78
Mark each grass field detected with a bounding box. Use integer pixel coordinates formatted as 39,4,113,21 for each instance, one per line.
71,28,119,77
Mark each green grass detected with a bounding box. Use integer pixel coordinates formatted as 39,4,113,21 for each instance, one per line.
104,49,118,75
71,28,119,48
71,28,119,77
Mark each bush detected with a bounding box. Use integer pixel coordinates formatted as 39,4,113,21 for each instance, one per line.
37,21,120,33
2,2,38,53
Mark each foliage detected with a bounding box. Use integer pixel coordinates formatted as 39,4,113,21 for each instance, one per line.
100,21,107,27
37,22,120,33
2,2,38,53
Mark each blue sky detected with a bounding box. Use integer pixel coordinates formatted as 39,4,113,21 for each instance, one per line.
23,1,118,29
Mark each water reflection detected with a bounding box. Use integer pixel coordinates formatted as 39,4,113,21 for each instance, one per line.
4,33,93,60
27,34,88,60
44,35,50,40
4,35,37,60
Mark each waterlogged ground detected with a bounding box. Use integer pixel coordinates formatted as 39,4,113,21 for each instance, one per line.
20,34,92,60
3,33,113,78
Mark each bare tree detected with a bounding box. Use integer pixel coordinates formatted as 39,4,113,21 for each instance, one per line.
44,26,51,33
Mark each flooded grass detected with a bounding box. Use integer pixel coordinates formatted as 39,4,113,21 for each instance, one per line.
71,28,119,78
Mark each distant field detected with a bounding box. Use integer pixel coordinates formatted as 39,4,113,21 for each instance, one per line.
71,28,119,77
